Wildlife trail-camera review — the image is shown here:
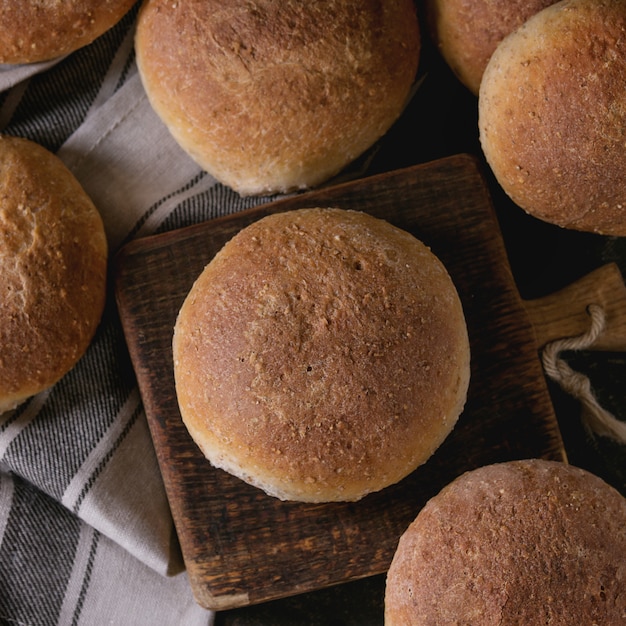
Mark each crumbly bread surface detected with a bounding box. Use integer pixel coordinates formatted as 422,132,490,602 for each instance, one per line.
426,0,555,95
479,0,626,235
135,0,420,196
0,0,136,64
173,208,470,502
0,136,107,413
385,459,626,625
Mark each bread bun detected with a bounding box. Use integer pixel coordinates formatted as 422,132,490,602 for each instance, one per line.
135,0,420,196
479,0,626,235
173,208,470,502
425,0,555,95
0,0,136,64
385,459,626,624
0,136,107,413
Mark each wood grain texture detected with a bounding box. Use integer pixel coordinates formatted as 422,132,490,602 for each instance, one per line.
114,154,566,610
524,262,626,351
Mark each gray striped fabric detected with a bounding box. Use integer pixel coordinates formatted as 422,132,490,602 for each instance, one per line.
0,4,243,624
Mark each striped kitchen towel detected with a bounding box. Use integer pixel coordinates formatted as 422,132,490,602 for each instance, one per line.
0,2,389,621
0,4,262,624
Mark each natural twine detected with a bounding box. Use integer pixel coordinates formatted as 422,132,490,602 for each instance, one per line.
542,304,626,444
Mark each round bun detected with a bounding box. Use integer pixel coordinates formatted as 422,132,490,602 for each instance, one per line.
0,136,108,413
425,0,555,95
135,0,420,196
479,0,626,235
173,208,470,502
0,1,136,64
385,459,626,625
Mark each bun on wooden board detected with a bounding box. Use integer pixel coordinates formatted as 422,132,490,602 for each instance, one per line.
135,0,420,196
0,0,136,64
425,0,556,94
479,0,626,235
172,208,470,502
0,136,107,413
385,459,626,625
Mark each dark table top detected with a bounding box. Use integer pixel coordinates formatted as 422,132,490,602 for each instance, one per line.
214,14,626,626
1,4,623,624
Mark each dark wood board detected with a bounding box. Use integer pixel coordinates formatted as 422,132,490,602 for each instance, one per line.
114,154,566,611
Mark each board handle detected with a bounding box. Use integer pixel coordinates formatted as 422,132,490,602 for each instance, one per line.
523,263,626,352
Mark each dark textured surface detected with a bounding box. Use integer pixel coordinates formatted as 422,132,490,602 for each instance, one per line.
115,154,566,611
209,12,626,625
119,10,625,625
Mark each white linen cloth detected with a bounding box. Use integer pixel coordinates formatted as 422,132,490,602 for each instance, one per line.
0,5,263,624
0,3,387,620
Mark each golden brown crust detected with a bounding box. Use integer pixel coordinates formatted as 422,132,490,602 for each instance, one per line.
135,0,420,196
479,0,626,235
385,459,626,625
173,208,470,502
0,135,107,412
0,0,136,64
425,0,555,95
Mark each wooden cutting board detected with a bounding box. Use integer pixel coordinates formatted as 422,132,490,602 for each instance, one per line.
114,154,567,611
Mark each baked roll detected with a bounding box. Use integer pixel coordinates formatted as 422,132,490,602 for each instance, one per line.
0,136,107,413
479,0,626,235
385,459,626,624
425,0,555,94
0,0,136,64
173,207,470,502
135,0,420,196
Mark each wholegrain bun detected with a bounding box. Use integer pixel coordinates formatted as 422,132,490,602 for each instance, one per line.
135,0,420,196
0,0,136,64
385,459,626,625
425,0,555,95
0,136,107,413
479,0,626,235
173,208,470,502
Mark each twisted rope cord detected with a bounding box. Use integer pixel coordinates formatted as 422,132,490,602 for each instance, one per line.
542,304,626,444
